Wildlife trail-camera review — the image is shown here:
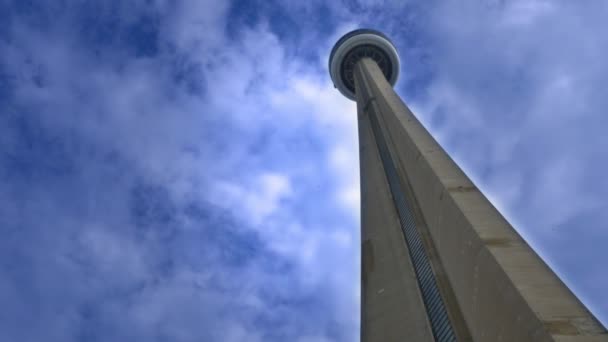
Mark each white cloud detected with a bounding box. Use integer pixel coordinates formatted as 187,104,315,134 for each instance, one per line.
269,75,361,220
0,2,362,341
500,0,555,27
211,172,292,225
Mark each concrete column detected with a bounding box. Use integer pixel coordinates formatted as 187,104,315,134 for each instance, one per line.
355,57,607,342
357,67,435,341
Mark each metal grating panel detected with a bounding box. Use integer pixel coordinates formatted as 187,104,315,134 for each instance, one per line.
368,107,457,342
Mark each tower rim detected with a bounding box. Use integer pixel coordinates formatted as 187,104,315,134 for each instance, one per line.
329,28,400,101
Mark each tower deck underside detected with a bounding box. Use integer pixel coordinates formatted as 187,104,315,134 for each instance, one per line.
355,57,607,342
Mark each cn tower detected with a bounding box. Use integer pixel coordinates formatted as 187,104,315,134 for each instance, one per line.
329,29,607,342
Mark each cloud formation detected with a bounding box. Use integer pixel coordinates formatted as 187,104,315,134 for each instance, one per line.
1,1,360,341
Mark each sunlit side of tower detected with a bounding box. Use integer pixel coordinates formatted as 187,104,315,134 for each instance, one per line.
329,29,607,342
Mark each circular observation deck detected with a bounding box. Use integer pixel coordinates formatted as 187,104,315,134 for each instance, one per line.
329,29,400,101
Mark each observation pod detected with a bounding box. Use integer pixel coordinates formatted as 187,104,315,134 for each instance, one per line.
329,29,607,342
329,29,400,101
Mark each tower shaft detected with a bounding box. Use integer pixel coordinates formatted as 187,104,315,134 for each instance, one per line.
355,57,606,342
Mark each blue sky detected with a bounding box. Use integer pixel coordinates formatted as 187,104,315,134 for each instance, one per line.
1,1,607,341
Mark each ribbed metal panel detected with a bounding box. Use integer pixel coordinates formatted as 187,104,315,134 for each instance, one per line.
368,108,457,342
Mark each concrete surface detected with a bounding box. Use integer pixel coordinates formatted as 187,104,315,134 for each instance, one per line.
354,57,607,341
357,65,435,341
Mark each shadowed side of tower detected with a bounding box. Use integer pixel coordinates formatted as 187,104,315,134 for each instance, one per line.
330,29,608,342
